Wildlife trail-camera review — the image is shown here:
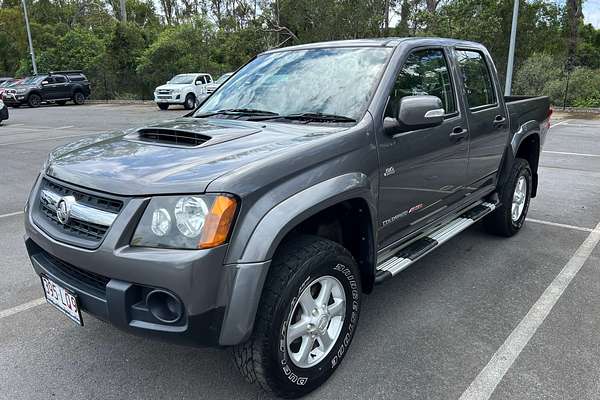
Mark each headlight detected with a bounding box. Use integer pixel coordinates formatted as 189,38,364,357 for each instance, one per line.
131,194,237,249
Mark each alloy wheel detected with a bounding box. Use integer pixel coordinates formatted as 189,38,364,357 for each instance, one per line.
286,275,346,368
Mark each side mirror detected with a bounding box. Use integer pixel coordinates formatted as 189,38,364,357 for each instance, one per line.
396,95,445,128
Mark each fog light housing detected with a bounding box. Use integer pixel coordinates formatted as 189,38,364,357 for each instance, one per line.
146,290,183,324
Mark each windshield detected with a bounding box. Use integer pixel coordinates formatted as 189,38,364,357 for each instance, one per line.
195,47,392,121
215,73,233,84
169,75,194,84
21,76,46,85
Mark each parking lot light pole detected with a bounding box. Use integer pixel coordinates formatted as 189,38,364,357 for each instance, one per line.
504,0,519,96
21,0,37,75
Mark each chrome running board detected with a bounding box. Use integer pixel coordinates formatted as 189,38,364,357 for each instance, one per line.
375,201,497,284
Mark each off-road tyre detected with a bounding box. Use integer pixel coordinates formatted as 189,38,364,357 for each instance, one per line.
73,91,85,105
232,235,362,398
184,93,196,110
28,94,41,108
157,103,169,110
485,158,532,237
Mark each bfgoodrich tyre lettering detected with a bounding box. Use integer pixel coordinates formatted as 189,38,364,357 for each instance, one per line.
232,235,362,398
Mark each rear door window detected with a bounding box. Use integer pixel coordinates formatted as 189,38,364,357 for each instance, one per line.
455,50,496,109
386,48,457,117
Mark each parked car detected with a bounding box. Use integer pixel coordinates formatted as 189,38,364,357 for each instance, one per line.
24,38,550,398
2,71,90,108
0,78,18,98
206,72,233,95
0,99,8,124
154,73,213,110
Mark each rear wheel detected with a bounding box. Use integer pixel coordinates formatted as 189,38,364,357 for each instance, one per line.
73,92,85,105
184,93,196,110
28,94,41,108
485,158,532,237
233,235,361,398
157,103,169,110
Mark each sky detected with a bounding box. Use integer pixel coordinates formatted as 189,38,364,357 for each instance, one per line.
583,0,600,28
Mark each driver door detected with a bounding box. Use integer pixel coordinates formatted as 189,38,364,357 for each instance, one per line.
377,47,470,248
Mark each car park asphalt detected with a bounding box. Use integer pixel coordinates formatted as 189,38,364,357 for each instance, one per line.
0,105,599,399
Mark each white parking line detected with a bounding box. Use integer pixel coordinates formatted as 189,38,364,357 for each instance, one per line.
459,220,600,400
0,132,99,147
550,119,571,128
0,298,46,320
526,218,594,232
543,150,600,158
0,210,24,219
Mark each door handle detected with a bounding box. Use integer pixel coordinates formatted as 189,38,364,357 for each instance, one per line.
449,126,468,140
493,115,507,127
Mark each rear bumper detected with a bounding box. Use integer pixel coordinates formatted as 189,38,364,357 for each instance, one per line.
24,176,270,346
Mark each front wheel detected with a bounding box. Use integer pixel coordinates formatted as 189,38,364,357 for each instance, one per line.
233,235,361,398
485,158,532,236
28,94,41,108
184,93,196,110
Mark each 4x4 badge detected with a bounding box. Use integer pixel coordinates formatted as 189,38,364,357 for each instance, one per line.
56,196,76,225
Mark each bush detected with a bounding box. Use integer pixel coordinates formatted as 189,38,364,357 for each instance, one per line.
515,54,600,107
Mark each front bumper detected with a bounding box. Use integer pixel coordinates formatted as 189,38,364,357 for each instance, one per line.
2,93,26,105
154,93,184,104
24,175,270,346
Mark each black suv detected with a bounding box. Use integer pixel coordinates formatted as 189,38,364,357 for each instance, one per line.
3,71,91,108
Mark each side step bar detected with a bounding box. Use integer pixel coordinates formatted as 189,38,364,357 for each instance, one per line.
374,201,497,285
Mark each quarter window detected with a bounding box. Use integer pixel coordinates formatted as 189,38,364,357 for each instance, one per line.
455,50,496,108
386,49,456,117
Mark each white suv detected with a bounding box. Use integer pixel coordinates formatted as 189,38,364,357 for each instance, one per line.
154,73,213,110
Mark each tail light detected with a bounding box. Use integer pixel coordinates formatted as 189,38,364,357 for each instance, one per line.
545,108,553,129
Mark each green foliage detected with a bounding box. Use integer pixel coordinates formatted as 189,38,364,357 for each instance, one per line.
514,54,600,106
0,0,598,104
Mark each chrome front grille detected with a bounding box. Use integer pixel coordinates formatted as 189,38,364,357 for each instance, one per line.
157,89,172,95
34,178,123,248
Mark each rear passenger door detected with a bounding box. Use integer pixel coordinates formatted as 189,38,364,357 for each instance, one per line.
377,47,469,248
454,49,509,189
52,75,70,99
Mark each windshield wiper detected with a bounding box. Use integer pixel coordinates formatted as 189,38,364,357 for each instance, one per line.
250,112,356,123
195,108,279,118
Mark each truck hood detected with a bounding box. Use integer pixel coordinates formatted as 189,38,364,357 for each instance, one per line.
45,118,346,196
155,83,190,91
5,84,36,91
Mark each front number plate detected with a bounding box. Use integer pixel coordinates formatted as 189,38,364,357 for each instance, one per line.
41,275,83,326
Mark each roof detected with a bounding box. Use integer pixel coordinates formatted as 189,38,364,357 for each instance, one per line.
261,37,486,54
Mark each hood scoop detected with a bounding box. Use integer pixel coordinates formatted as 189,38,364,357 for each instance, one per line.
132,128,211,147
125,120,262,148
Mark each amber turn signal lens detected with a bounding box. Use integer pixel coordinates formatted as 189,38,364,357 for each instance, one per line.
198,196,237,249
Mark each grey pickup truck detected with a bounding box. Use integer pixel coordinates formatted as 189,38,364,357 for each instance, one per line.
24,38,550,398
